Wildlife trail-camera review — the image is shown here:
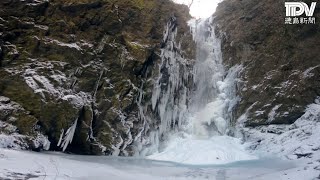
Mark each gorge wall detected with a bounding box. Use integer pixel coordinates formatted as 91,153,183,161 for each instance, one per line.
214,0,320,127
0,0,195,155
1,0,319,157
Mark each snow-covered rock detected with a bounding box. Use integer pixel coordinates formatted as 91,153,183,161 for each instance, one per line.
239,98,320,179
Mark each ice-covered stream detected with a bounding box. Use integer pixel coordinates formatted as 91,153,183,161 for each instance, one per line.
0,148,300,180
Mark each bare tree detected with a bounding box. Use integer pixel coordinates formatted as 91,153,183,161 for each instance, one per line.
188,0,194,8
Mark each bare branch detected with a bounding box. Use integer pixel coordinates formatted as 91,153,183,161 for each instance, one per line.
188,0,194,8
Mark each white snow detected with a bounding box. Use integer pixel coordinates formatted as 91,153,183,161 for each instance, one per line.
267,104,282,122
245,101,320,159
255,110,265,116
0,132,50,151
34,24,49,31
43,37,82,51
0,134,26,149
61,93,90,109
0,98,21,112
303,65,320,78
129,41,150,48
32,134,51,151
148,135,257,165
29,73,61,96
238,98,320,179
50,74,67,85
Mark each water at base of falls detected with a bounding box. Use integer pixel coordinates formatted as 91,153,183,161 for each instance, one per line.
147,17,257,165
148,135,257,165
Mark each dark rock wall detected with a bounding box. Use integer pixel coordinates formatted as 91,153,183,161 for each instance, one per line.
214,0,320,126
0,0,195,155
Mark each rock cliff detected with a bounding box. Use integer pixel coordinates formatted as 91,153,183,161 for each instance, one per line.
214,0,320,127
0,0,195,155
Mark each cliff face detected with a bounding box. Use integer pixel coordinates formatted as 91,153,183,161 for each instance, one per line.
214,0,320,127
0,0,195,155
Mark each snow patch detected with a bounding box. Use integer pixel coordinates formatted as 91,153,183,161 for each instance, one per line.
43,37,82,51
148,135,257,165
240,99,320,179
62,93,91,109
0,134,27,149
268,104,282,122
303,65,319,78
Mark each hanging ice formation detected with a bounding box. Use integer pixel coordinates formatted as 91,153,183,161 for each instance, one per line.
151,17,193,137
138,16,242,156
135,17,193,156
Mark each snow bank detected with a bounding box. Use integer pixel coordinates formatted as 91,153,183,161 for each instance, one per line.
0,134,27,149
0,132,50,151
240,98,320,179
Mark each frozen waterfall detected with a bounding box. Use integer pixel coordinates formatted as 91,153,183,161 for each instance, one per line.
188,17,239,138
147,17,257,165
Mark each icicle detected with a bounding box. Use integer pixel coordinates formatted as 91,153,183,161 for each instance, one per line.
151,17,192,138
58,118,78,151
57,129,64,147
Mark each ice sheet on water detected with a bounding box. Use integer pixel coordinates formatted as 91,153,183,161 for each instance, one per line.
0,148,307,180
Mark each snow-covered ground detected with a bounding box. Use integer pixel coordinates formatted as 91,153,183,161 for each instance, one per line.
237,99,320,180
148,135,257,165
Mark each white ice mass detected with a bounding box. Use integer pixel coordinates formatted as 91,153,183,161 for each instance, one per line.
147,17,255,165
